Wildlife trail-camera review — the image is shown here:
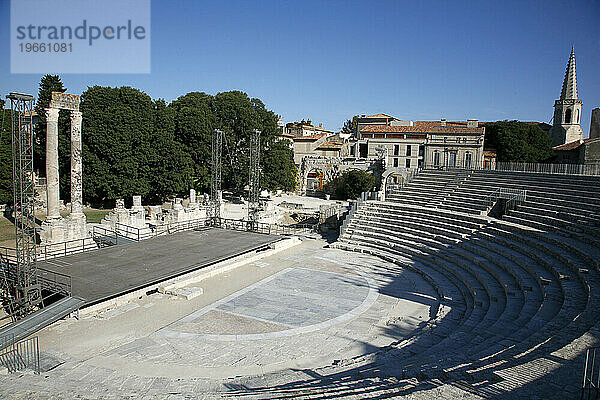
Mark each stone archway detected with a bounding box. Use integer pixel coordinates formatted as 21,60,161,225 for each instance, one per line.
306,168,324,193
381,168,412,198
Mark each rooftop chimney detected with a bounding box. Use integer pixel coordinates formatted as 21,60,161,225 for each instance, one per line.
467,119,479,128
440,118,446,127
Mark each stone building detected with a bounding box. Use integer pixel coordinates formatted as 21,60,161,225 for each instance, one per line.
590,108,600,140
553,137,600,165
278,121,347,165
354,114,485,169
285,121,334,138
548,47,584,146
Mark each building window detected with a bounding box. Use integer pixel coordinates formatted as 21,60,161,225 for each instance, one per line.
418,145,424,157
359,143,368,158
449,151,457,167
393,158,398,167
406,145,412,156
565,108,572,124
577,109,580,123
405,158,411,168
394,145,399,156
433,151,440,167
465,152,472,169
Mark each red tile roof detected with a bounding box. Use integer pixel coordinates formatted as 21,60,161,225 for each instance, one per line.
553,137,600,151
360,124,484,134
317,141,343,149
364,113,395,119
292,133,327,141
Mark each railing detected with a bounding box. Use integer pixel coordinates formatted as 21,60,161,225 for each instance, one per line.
218,218,317,236
426,169,471,207
0,333,14,352
339,190,381,238
0,335,40,374
115,223,148,241
37,267,72,297
582,346,600,400
496,161,600,176
92,218,211,247
484,188,527,216
421,162,600,177
0,237,98,265
318,204,347,225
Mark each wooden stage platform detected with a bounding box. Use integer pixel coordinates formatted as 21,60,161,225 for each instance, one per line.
36,228,281,307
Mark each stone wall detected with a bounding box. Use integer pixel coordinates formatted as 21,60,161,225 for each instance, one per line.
591,108,600,139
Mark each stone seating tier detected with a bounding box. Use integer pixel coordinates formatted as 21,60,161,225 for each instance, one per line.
335,181,600,382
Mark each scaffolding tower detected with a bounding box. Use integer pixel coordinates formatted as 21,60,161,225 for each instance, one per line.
211,129,223,223
3,93,41,320
247,129,261,229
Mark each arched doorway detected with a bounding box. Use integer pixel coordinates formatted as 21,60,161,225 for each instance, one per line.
306,168,324,193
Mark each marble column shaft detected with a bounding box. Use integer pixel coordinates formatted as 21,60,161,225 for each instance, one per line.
70,110,83,216
45,108,60,220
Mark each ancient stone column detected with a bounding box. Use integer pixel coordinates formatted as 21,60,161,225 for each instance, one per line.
70,111,84,216
45,108,61,220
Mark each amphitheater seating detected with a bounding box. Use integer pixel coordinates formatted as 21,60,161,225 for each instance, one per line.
336,169,600,395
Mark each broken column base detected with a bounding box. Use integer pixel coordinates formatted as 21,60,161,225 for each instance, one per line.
39,217,67,244
39,213,92,246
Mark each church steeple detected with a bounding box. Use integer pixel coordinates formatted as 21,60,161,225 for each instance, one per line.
560,46,578,100
549,46,584,146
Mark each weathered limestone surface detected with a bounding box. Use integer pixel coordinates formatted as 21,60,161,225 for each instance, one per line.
40,106,91,245
69,110,83,216
45,108,60,220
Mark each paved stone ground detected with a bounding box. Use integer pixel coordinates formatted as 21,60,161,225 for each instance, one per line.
0,236,580,399
0,238,448,399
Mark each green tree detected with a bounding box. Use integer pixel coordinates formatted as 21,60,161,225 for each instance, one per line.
0,99,12,204
325,170,375,200
484,121,553,162
81,86,156,204
262,140,297,191
146,99,194,203
81,87,195,205
33,75,72,199
169,92,215,193
341,115,359,134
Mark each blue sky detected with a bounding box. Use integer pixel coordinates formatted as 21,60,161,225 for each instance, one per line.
1,0,599,134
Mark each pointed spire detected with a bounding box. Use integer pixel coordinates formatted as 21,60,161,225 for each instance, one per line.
560,45,578,100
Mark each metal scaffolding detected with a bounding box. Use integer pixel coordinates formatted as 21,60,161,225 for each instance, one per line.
247,129,261,228
4,93,41,320
211,129,223,222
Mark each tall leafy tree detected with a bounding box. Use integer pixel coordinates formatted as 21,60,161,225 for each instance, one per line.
172,90,286,194
484,121,553,162
341,115,359,134
325,170,375,200
262,140,297,191
33,75,72,199
81,86,156,204
146,99,194,203
169,92,215,193
0,99,12,204
81,87,194,205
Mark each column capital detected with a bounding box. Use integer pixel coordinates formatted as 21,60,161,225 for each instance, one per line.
45,107,60,122
70,110,83,121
